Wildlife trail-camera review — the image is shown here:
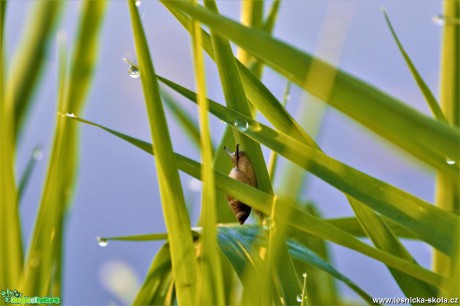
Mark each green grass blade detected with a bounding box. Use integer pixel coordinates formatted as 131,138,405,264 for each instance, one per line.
262,0,281,33
325,217,417,239
160,5,312,145
161,90,201,149
203,0,274,208
133,243,175,305
434,0,460,285
20,1,107,295
69,116,445,288
382,9,446,122
146,75,459,253
163,0,460,174
6,1,63,139
190,2,224,304
348,198,437,297
0,0,23,288
127,2,197,304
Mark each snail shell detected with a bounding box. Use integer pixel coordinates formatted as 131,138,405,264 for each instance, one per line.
224,144,257,225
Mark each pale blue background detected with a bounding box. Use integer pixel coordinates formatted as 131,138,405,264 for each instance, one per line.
6,0,442,304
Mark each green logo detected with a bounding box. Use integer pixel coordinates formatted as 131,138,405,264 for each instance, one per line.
1,289,60,305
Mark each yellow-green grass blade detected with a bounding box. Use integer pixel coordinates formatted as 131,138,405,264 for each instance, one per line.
262,0,281,33
161,90,201,149
6,1,63,139
435,0,460,285
161,5,312,146
147,74,459,254
203,0,273,204
163,0,460,174
216,225,275,305
20,0,106,295
292,205,338,305
382,9,446,122
68,116,445,288
348,199,437,297
133,243,175,305
127,2,197,304
190,2,224,304
325,217,417,239
237,0,263,77
0,0,23,288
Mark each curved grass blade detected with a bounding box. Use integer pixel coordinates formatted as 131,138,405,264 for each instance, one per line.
162,0,460,174
382,9,446,122
133,243,175,305
326,217,417,239
0,0,23,288
127,2,197,304
20,1,107,296
262,0,281,33
189,2,224,304
6,1,63,139
149,75,459,254
68,116,445,288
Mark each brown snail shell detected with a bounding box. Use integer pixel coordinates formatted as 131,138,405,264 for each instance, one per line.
224,144,257,225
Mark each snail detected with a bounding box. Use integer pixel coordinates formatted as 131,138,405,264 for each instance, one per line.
224,144,257,225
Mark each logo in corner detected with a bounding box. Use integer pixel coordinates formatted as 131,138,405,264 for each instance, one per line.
1,289,60,305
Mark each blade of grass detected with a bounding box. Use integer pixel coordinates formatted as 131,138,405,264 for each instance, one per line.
434,0,460,284
133,243,175,305
0,0,23,288
20,1,107,295
68,116,445,288
149,74,459,254
382,8,446,122
163,0,460,174
189,1,224,304
127,2,197,304
262,0,281,33
6,1,63,139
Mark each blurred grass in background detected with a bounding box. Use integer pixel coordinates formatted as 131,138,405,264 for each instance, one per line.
0,0,458,305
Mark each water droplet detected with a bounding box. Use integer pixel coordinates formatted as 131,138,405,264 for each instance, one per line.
97,237,108,247
135,0,141,7
33,149,44,161
123,57,140,79
66,112,75,118
302,272,308,278
446,158,456,165
219,119,228,125
234,119,249,132
432,15,445,26
296,294,303,302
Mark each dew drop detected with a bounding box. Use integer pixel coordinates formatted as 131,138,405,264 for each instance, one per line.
296,294,303,302
446,158,456,165
135,0,141,7
33,149,44,161
128,65,140,78
219,119,228,125
234,119,249,132
432,15,445,26
123,57,141,79
97,237,108,247
66,112,75,118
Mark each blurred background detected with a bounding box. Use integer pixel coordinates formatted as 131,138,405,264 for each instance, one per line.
5,1,443,304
